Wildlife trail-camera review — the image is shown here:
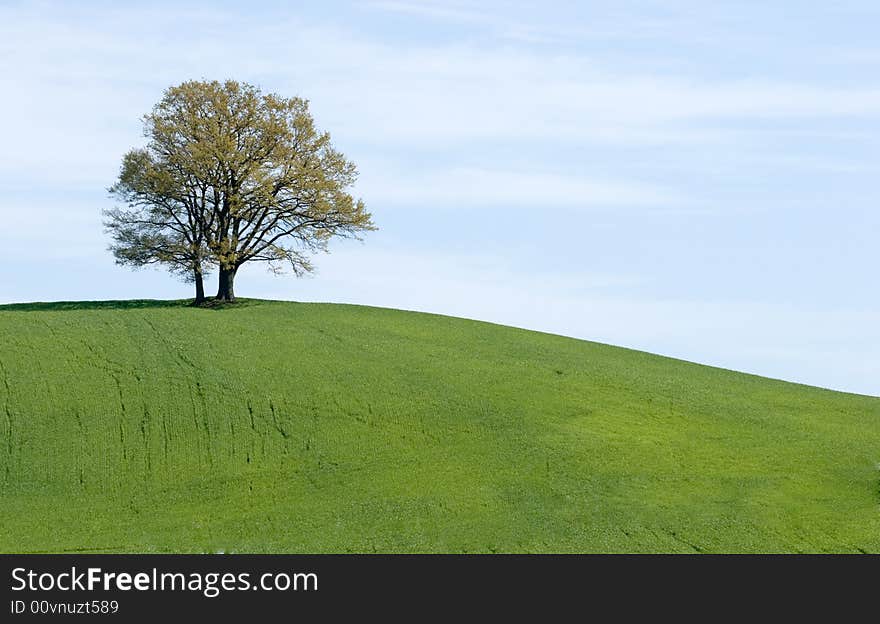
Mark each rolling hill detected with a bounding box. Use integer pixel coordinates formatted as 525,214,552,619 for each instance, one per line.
0,299,878,553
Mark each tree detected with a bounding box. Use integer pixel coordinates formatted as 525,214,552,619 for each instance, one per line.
106,79,375,303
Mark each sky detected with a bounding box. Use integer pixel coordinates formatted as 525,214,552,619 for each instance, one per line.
0,0,878,396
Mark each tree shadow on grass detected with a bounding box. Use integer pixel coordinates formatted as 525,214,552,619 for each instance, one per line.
0,298,266,312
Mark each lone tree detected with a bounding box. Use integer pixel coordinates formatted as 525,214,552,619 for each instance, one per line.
106,79,375,302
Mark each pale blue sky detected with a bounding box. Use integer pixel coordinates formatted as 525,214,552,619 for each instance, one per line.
0,1,878,395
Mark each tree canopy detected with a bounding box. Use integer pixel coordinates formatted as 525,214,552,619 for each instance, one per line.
106,79,375,302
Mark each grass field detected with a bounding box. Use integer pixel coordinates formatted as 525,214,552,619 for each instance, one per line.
0,299,878,553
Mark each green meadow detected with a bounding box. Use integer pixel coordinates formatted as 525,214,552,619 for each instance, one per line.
0,299,878,553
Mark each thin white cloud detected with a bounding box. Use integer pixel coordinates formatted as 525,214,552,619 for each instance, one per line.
363,0,744,46
3,0,880,179
365,1,488,24
355,166,679,208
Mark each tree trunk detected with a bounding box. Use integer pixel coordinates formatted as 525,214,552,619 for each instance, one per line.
216,266,237,302
193,266,205,304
